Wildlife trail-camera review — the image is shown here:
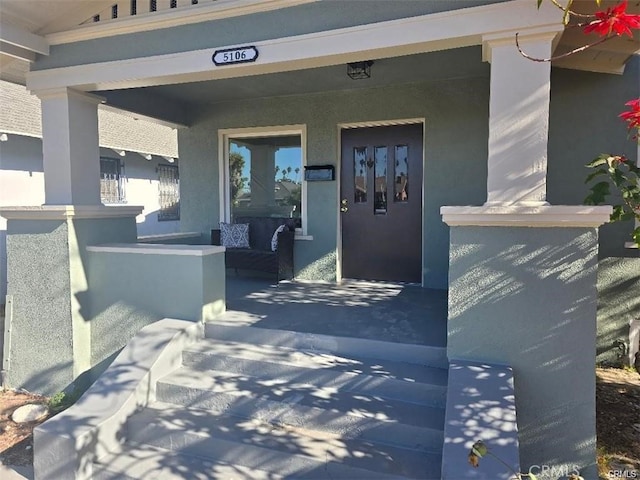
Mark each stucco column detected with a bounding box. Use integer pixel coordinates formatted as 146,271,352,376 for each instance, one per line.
0,205,142,396
440,25,615,480
36,88,103,205
483,29,558,206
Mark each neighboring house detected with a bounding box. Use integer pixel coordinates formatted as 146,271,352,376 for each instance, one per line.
0,80,181,303
0,0,638,478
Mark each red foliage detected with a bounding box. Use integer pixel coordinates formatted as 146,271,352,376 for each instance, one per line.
619,98,640,132
583,0,640,38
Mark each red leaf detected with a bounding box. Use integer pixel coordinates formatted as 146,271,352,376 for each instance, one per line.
619,98,640,131
583,0,640,38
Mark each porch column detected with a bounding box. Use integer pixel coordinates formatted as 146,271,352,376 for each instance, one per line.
37,87,102,205
484,29,557,206
440,27,612,480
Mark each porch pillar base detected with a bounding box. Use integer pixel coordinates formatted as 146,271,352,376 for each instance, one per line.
0,206,141,395
442,205,610,479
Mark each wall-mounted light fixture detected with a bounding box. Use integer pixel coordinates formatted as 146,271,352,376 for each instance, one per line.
110,148,126,157
162,156,175,163
0,133,8,142
138,152,153,160
347,60,374,80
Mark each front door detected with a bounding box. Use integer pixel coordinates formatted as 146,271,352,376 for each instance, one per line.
340,123,423,282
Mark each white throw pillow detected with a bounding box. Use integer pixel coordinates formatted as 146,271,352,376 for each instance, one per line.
220,222,250,248
271,224,287,251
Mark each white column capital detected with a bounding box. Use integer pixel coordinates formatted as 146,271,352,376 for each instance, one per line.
441,205,612,228
33,86,105,104
482,25,563,63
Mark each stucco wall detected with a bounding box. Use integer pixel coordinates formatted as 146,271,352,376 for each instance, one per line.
548,58,640,362
4,216,139,395
548,58,639,257
5,220,74,394
448,226,600,478
88,248,225,370
180,74,489,286
597,257,640,365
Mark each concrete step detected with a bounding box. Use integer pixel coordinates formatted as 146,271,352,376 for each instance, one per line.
125,403,442,479
181,340,447,407
156,367,444,452
104,324,447,478
183,337,448,386
93,441,430,479
93,443,284,480
204,321,449,368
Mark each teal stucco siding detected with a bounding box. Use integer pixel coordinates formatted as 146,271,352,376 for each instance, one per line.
5,220,74,395
4,216,138,395
88,246,225,369
548,57,640,362
448,226,600,478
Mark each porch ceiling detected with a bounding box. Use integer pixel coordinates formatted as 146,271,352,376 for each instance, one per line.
105,47,490,111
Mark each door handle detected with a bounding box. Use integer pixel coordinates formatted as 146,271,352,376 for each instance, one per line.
340,198,348,213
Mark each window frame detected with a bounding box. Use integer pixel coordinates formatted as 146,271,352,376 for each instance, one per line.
157,163,180,222
219,124,307,235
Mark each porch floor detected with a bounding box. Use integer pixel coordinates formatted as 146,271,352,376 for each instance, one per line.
223,275,448,347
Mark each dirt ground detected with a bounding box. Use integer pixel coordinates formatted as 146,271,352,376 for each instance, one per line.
596,367,640,478
0,390,49,468
0,368,638,477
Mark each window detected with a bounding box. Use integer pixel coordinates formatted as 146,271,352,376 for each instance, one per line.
226,130,303,230
158,164,180,221
100,157,126,204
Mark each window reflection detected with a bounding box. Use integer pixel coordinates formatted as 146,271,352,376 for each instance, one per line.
229,135,302,227
374,146,387,214
394,145,409,202
354,147,367,203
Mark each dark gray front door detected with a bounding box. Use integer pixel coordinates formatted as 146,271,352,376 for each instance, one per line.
340,123,423,282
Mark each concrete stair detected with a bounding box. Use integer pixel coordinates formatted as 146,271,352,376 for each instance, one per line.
93,321,448,479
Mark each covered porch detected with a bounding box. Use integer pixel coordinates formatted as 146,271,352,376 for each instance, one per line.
223,275,447,347
1,0,638,478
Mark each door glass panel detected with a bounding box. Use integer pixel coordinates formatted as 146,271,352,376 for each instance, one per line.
394,145,409,202
374,146,387,214
354,146,367,203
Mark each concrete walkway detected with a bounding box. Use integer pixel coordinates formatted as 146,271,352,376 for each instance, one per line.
0,464,33,479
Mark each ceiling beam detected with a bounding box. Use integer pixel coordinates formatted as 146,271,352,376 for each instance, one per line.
0,42,36,62
0,22,49,55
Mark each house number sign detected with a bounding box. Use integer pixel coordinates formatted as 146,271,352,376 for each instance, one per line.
212,46,259,66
